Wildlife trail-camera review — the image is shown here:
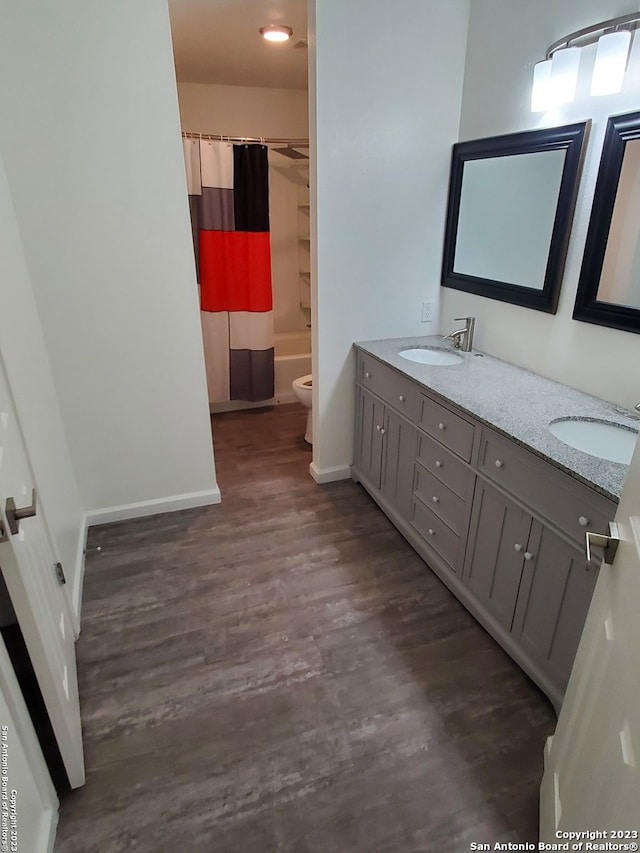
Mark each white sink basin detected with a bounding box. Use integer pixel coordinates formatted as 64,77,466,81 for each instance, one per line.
399,347,464,366
549,418,638,465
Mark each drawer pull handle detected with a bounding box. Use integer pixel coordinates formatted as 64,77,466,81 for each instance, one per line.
428,528,435,536
365,371,371,379
432,496,439,504
524,552,534,561
435,460,442,468
438,422,445,431
380,428,386,435
578,515,589,527
399,395,405,402
495,459,503,468
514,543,523,552
376,424,381,431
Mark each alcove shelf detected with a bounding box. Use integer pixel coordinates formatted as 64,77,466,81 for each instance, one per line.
298,191,311,310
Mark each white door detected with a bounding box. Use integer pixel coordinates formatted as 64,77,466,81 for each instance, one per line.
0,355,85,789
0,634,58,852
540,434,640,836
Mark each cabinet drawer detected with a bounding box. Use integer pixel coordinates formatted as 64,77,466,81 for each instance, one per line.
416,432,474,499
357,353,417,417
411,497,461,570
417,394,475,462
478,428,615,548
414,462,468,536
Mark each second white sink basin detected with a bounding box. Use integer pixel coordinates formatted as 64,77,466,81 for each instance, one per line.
549,418,638,465
399,347,464,366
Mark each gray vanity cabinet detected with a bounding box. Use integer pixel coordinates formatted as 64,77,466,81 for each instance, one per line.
463,426,613,706
463,480,533,630
380,405,416,519
352,346,618,711
353,386,385,488
463,478,600,701
353,358,417,521
512,524,599,695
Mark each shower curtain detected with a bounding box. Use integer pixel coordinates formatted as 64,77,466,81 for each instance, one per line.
183,138,274,403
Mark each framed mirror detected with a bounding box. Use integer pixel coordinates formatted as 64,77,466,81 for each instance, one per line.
442,123,588,313
573,110,640,334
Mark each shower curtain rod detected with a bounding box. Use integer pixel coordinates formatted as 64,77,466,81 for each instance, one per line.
181,131,309,146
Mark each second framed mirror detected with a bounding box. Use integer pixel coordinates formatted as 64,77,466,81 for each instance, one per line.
573,110,640,334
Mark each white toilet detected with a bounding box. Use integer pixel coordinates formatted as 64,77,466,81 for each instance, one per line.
292,374,313,444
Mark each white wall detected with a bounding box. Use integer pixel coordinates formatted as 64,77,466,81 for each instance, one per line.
441,0,640,410
177,82,309,138
0,152,85,620
177,82,310,335
309,0,471,480
0,1,219,519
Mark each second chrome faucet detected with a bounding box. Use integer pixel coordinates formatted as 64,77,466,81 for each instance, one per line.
444,316,476,351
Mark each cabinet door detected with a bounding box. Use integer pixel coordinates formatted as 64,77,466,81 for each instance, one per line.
381,407,416,520
512,522,599,693
463,480,531,630
354,386,384,488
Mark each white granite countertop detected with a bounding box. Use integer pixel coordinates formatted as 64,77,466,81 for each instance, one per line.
354,335,639,502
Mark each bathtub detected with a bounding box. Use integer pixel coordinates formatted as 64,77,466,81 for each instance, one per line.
211,328,311,412
274,329,311,403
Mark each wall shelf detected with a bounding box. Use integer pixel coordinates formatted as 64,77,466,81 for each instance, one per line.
298,192,310,309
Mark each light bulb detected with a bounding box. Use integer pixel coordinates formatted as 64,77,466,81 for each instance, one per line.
531,59,553,112
590,30,631,96
550,47,581,106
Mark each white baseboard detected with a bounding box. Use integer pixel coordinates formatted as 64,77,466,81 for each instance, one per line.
539,735,558,842
45,809,58,853
85,488,222,527
309,462,351,484
71,515,88,635
545,734,554,757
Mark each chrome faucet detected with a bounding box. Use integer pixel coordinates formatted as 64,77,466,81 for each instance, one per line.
444,316,476,352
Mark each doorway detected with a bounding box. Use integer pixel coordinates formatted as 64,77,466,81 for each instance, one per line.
167,0,313,461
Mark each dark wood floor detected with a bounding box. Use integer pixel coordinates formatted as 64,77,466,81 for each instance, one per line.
55,403,555,852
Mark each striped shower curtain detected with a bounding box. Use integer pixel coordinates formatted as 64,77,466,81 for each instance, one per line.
183,138,274,403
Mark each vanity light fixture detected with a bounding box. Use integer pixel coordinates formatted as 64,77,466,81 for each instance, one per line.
259,25,293,43
531,12,640,112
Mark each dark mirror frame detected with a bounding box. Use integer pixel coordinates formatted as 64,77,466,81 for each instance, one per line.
573,110,640,335
442,122,588,313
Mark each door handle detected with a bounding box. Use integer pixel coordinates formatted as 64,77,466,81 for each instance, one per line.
5,489,37,535
585,522,620,564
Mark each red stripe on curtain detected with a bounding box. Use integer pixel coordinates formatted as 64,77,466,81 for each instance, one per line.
199,231,273,313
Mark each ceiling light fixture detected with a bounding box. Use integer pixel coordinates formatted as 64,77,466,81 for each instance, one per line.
260,25,293,43
531,12,640,112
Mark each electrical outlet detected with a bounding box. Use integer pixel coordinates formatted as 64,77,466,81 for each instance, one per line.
421,301,434,323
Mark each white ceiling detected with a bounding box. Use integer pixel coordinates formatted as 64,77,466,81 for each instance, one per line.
168,0,308,90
